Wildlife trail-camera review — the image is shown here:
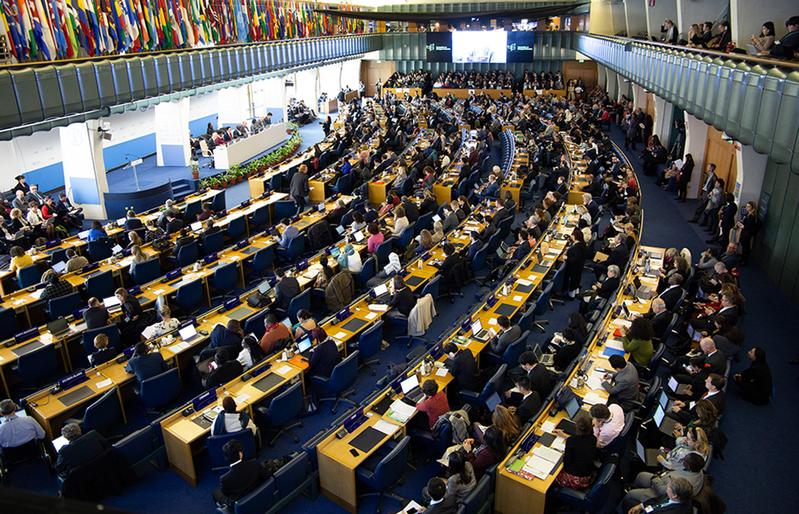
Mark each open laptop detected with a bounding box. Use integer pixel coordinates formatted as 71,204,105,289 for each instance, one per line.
47,318,70,337
533,343,555,367
470,319,491,342
400,375,424,404
179,324,201,344
633,277,654,300
666,376,692,396
653,403,679,436
352,231,365,243
554,396,582,435
372,283,390,302
296,335,313,356
52,261,67,274
636,439,661,467
486,392,502,412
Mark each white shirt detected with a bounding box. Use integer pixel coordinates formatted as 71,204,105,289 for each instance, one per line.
393,216,410,236
594,403,625,448
237,347,254,370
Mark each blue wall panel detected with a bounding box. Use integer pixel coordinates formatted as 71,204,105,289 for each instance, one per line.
189,113,219,137
103,133,157,171
25,162,64,193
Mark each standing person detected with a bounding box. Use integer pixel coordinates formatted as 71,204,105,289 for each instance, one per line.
321,116,332,136
737,201,758,265
562,229,587,299
676,154,694,202
734,346,772,405
290,164,310,215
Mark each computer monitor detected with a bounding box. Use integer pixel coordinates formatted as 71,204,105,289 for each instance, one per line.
400,375,420,394
470,319,482,335
653,404,666,427
533,344,543,361
658,391,669,410
103,296,121,308
297,337,312,353
564,397,580,419
373,283,388,297
178,324,197,341
191,221,202,232
281,318,293,330
257,280,272,295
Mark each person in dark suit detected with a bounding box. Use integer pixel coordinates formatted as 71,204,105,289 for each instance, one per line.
55,423,110,479
734,346,772,405
645,298,672,341
204,349,244,389
514,351,557,397
563,229,588,298
273,268,301,311
198,320,245,363
657,274,684,311
88,333,116,366
212,439,271,507
124,342,167,387
490,316,521,355
512,376,542,425
289,164,310,215
308,337,341,379
423,476,459,514
115,287,144,342
387,276,416,317
670,373,726,423
627,476,695,514
444,342,480,392
164,212,184,235
82,297,109,330
580,264,621,314
672,338,726,398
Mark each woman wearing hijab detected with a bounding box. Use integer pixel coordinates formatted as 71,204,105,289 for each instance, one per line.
337,244,363,273
366,252,402,288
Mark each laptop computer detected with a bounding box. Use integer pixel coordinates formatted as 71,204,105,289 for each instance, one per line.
372,283,390,302
533,343,555,367
400,375,424,404
296,336,313,356
667,376,692,396
352,231,365,243
636,439,661,467
486,392,502,412
179,324,201,344
470,319,491,342
653,403,679,436
633,277,654,300
52,261,67,274
47,318,70,337
554,397,581,435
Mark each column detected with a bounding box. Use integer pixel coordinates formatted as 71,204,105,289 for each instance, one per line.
606,69,618,100
730,0,794,47
645,0,678,41
59,120,108,220
217,85,251,127
155,98,191,167
615,73,627,102
632,83,647,111
653,95,674,151
734,144,768,207
683,112,709,199
676,0,727,42
588,0,614,35
597,65,608,91
624,0,647,38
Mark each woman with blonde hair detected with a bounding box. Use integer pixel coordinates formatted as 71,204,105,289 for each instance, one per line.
658,426,710,471
432,221,445,243
128,231,143,248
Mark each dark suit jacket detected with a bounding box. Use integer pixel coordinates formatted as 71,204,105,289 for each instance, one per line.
446,349,480,391
206,360,244,388
426,496,459,514
56,430,109,478
658,286,683,311
642,496,694,514
690,350,727,376
275,277,301,310
83,307,109,330
125,352,167,383
308,339,341,379
516,391,542,424
491,325,522,354
528,365,557,397
215,459,270,504
648,310,672,340
165,218,183,235
389,287,416,317
595,276,620,299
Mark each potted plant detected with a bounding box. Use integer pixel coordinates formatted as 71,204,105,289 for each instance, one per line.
190,160,200,180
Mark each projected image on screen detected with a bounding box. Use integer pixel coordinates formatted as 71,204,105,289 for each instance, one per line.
452,31,507,64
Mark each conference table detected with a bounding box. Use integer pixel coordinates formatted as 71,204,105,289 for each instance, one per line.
212,123,289,170
493,245,664,514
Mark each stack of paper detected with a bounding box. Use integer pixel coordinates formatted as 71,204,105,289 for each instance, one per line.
533,445,563,463
274,364,292,376
373,419,401,436
387,399,416,423
541,420,557,434
586,371,605,391
522,455,558,480
583,391,607,405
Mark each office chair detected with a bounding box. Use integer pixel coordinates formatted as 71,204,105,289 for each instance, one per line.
225,216,247,242
275,288,310,324
175,241,200,267
73,387,124,439
275,235,305,265
356,257,377,290
175,280,205,316
87,239,113,262
458,475,493,514
183,201,201,223
396,224,415,249
243,311,267,340
244,247,274,286
17,344,60,390
201,231,225,255
553,461,617,513
47,292,83,321
255,382,304,446
273,452,314,507
207,429,257,472
375,238,395,267
209,262,240,303
85,270,116,299
355,435,410,514
311,350,359,414
139,368,181,413
418,275,440,300
531,282,554,332
113,424,166,478
249,205,271,231
483,331,529,368
17,264,44,289
81,325,121,365
131,258,161,285
459,364,507,407
0,308,18,341
355,320,383,375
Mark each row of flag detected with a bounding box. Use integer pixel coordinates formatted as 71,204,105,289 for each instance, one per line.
0,0,366,62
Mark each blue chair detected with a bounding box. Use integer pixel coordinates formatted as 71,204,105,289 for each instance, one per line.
207,428,256,472
256,382,304,446
553,461,617,512
276,235,305,265
269,173,282,191
114,424,166,477
469,244,489,282
17,344,60,389
460,364,507,407
415,212,434,234
176,241,200,267
332,174,352,196
356,257,377,290
210,262,240,302
47,292,83,321
131,258,161,285
81,325,121,364
48,247,69,265
226,215,247,242
183,201,201,223
273,453,314,509
516,307,536,335
355,436,410,514
202,231,225,255
250,205,271,230
375,238,395,267
458,475,493,514
355,320,383,375
273,200,297,221
211,191,226,212
85,270,115,299
175,280,205,315
79,387,123,437
245,247,274,286
225,478,276,514
531,283,554,333
419,275,440,299
485,331,529,368
0,307,18,341
243,311,267,340
283,288,310,324
87,239,113,262
139,368,181,412
396,224,415,249
17,264,44,288
485,230,503,253
311,350,359,414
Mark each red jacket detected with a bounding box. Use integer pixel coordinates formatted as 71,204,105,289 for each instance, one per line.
416,391,450,429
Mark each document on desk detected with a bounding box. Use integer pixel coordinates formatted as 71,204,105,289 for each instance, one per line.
523,455,558,480
31,289,44,300
605,338,625,351
586,372,605,391
516,278,532,287
95,378,113,389
368,304,388,312
400,500,424,514
165,341,191,354
373,419,401,436
583,391,607,405
387,399,416,424
533,445,563,464
234,393,250,404
541,420,557,434
364,312,378,320
435,367,448,377
333,331,348,340
274,364,292,376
